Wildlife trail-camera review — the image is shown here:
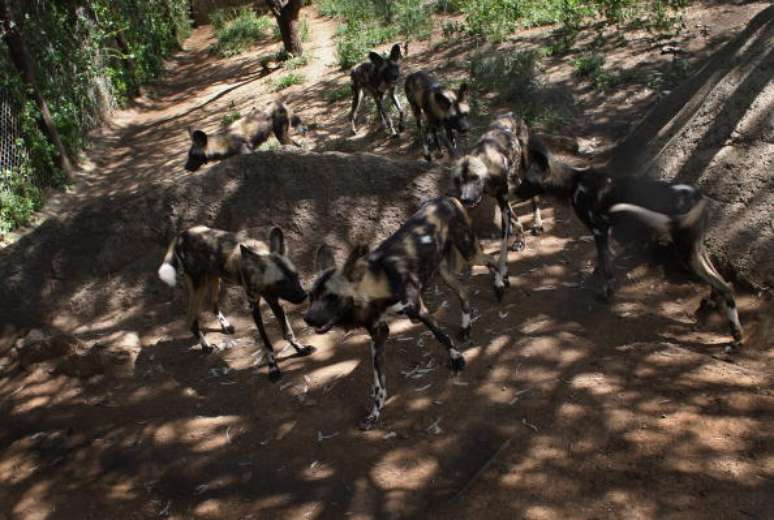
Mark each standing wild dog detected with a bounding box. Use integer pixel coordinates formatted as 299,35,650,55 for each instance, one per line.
404,71,471,162
303,197,505,430
158,225,314,380
451,112,544,288
349,43,405,138
185,101,308,172
515,140,744,351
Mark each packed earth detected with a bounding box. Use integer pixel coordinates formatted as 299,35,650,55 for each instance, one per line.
0,3,772,519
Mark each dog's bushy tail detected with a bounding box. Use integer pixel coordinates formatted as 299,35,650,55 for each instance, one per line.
158,237,179,287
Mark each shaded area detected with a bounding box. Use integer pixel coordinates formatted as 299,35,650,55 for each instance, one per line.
610,5,774,290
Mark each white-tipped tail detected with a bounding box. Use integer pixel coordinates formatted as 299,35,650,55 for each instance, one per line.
609,203,671,233
158,262,177,287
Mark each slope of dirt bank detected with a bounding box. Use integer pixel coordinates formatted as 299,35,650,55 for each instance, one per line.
0,150,465,333
610,5,774,290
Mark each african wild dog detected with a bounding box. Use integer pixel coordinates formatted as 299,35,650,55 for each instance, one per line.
158,225,314,379
515,140,744,351
303,197,505,430
404,71,471,162
350,43,405,138
185,101,308,172
452,112,545,288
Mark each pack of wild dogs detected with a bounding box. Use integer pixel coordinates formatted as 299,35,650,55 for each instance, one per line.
169,44,743,430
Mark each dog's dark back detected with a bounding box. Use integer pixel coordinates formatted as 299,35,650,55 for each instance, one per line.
404,71,470,132
351,43,402,95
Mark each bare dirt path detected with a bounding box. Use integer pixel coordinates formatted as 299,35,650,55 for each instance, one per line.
0,5,772,520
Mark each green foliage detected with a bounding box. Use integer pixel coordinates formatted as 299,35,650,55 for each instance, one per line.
221,101,242,128
325,84,352,103
212,7,272,57
469,50,575,129
393,0,433,40
0,173,44,234
0,0,190,232
336,23,398,70
274,73,305,91
283,54,310,70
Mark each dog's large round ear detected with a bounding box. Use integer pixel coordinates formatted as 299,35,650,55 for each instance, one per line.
368,52,384,65
389,43,402,61
269,227,286,255
342,243,369,280
434,92,452,111
191,130,207,147
315,244,336,274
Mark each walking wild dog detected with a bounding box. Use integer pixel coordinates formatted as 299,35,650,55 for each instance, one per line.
185,101,308,172
349,43,405,138
404,71,471,162
303,197,504,430
515,141,744,351
451,112,544,288
158,225,314,380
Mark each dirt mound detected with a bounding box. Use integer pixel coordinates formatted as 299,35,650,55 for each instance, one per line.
1,150,495,331
610,5,774,290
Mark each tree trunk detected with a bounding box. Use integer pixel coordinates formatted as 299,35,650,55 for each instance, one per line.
265,0,303,56
0,0,74,180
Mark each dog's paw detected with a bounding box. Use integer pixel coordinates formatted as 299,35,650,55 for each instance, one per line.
424,153,433,162
295,345,316,357
458,326,472,343
390,132,400,140
450,355,466,373
268,368,283,383
223,324,235,335
398,122,406,133
201,344,214,354
510,238,526,252
493,284,505,303
358,415,379,431
530,224,544,236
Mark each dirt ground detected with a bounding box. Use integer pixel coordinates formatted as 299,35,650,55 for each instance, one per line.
1,3,773,520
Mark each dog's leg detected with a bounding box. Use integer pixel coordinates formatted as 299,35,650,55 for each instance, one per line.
209,277,234,335
402,284,465,372
592,225,616,300
496,195,513,286
266,297,315,357
250,299,282,382
508,202,527,252
359,321,389,430
439,264,472,343
389,87,405,133
432,128,446,159
688,244,743,349
445,127,457,156
531,196,544,235
375,93,398,139
350,86,364,135
186,275,214,353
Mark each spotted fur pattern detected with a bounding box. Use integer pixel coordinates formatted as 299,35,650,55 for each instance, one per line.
303,197,503,429
515,142,743,350
185,101,307,171
158,225,314,378
404,71,471,162
451,113,545,287
349,43,404,137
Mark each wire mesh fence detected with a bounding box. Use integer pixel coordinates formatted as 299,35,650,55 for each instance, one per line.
0,88,29,191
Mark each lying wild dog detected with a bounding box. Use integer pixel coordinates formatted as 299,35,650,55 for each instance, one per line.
404,71,471,162
452,112,545,286
515,140,744,350
303,197,504,430
185,101,308,172
158,225,314,379
350,43,405,138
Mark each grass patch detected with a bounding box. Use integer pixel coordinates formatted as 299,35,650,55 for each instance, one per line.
283,54,309,70
469,50,575,129
274,73,305,91
325,84,352,103
221,101,241,128
212,7,273,57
